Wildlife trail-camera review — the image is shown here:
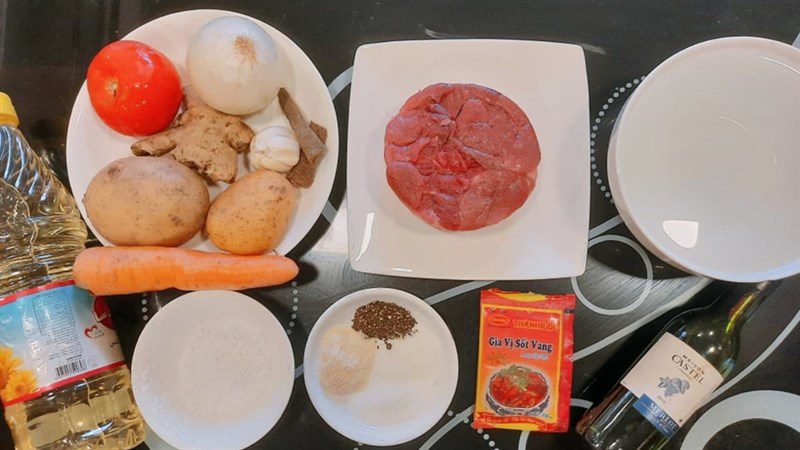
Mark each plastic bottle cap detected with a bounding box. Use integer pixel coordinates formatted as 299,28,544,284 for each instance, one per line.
0,92,20,127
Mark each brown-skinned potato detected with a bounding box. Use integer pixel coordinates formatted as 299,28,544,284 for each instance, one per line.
83,156,209,246
206,170,296,255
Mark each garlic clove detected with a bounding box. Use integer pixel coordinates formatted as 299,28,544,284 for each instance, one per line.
249,125,301,173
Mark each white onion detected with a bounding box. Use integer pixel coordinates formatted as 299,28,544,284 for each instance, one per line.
187,16,284,115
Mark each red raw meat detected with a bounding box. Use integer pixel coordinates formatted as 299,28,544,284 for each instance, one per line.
384,83,540,231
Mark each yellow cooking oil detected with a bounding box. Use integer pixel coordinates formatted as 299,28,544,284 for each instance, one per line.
0,93,145,449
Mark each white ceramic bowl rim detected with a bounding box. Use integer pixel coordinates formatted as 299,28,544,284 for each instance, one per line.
611,36,800,282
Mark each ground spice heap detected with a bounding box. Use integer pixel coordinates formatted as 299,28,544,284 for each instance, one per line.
351,301,417,349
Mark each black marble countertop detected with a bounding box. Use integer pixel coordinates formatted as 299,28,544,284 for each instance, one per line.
1,1,798,449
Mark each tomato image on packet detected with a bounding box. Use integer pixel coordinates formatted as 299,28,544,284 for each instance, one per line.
473,289,575,432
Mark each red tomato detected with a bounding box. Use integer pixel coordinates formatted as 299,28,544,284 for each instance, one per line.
87,40,182,136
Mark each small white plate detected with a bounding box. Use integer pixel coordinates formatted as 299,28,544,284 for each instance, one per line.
66,9,338,255
609,37,800,282
304,288,459,446
346,40,589,280
132,291,294,450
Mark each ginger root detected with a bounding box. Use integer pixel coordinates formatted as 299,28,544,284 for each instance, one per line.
131,92,254,183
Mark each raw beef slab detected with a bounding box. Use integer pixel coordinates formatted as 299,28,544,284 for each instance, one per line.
384,83,541,231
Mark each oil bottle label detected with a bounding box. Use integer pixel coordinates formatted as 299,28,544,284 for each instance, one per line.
620,333,723,438
0,280,125,406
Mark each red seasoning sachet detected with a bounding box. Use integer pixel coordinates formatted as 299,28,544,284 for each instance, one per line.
473,289,575,432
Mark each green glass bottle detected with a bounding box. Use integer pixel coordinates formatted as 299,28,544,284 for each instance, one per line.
576,281,776,450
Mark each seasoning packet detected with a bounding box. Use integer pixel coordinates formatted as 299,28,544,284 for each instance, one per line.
473,289,575,432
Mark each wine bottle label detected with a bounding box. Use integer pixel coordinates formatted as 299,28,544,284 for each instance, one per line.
0,281,126,407
620,333,723,438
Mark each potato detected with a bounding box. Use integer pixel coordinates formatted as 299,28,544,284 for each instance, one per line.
83,156,209,246
206,170,296,255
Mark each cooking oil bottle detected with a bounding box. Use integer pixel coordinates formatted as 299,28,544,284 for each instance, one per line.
0,93,145,449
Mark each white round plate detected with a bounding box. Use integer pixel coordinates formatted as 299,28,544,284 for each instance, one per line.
132,291,294,450
66,9,338,255
609,37,800,282
304,288,459,446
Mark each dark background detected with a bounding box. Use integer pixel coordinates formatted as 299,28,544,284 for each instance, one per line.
1,1,799,449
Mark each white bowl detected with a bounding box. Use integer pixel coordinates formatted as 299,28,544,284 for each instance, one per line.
304,288,459,446
609,37,800,282
132,291,294,450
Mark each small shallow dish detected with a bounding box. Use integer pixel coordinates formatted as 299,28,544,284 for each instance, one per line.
304,288,459,446
132,290,294,450
609,37,800,282
67,9,338,254
346,39,590,280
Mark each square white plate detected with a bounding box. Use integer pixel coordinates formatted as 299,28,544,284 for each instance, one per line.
347,39,589,280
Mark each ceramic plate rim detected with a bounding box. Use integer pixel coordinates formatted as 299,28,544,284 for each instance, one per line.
345,39,590,280
131,290,295,450
66,8,338,255
609,36,800,282
303,287,459,446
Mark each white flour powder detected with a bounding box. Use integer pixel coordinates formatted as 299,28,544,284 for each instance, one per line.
173,318,272,420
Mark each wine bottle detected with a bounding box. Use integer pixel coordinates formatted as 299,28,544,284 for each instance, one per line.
576,281,776,450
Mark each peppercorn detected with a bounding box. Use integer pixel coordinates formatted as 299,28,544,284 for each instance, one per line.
351,301,416,349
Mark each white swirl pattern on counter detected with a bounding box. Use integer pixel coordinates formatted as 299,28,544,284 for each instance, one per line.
571,234,654,316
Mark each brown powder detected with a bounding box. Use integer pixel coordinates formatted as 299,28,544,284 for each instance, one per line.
351,301,417,349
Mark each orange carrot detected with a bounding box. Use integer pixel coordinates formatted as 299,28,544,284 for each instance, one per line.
74,246,299,295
